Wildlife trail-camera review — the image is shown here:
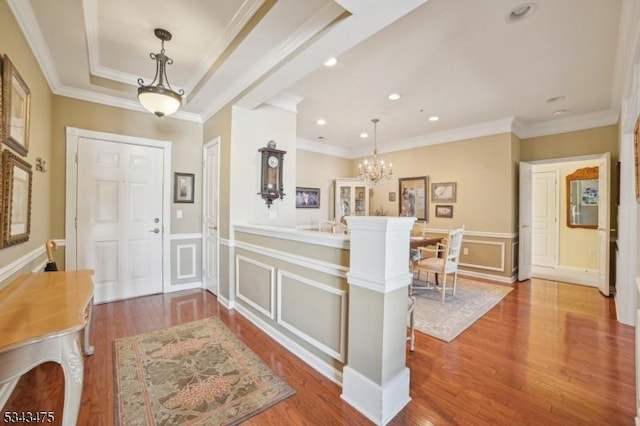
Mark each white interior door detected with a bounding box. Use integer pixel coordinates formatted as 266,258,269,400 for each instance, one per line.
77,137,164,303
532,170,558,267
597,152,611,295
519,162,533,281
203,139,220,296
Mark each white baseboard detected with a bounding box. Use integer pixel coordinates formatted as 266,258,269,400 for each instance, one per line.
341,366,411,425
459,269,517,284
233,302,343,385
532,265,599,286
165,281,202,293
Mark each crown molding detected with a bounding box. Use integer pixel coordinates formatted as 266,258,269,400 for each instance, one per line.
297,110,620,159
296,137,353,158
54,85,203,122
377,117,517,156
7,0,62,91
264,92,304,113
517,109,619,139
202,2,345,122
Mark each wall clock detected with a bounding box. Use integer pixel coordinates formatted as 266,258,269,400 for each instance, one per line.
258,143,286,207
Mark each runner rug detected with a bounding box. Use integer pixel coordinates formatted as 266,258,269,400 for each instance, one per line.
113,317,295,425
412,278,513,342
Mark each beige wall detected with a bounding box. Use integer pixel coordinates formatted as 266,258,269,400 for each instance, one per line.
359,133,517,233
51,96,203,237
296,150,352,227
203,104,232,239
0,1,54,283
520,125,618,162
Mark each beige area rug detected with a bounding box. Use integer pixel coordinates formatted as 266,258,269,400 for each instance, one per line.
412,278,513,342
113,317,295,425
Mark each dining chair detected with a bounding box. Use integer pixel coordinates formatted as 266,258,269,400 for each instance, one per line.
318,220,334,232
413,226,465,302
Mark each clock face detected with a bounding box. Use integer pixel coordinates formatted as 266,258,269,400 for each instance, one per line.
268,155,279,168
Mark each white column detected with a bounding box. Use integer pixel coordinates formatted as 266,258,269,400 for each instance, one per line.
341,216,416,425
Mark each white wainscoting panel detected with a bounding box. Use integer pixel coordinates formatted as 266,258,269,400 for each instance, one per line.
277,270,347,362
176,244,197,280
235,255,275,319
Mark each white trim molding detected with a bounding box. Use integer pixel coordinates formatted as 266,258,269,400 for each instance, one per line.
276,270,347,362
176,244,197,280
234,302,343,385
532,265,599,287
341,366,411,426
170,233,203,240
235,255,276,319
459,239,506,272
64,127,172,296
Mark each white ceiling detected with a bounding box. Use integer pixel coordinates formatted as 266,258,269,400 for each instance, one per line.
8,0,627,157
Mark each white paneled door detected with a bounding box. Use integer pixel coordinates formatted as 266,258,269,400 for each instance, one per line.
77,137,164,303
518,162,533,281
531,170,558,267
203,138,220,296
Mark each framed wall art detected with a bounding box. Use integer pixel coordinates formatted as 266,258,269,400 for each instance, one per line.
431,182,457,203
435,204,454,218
2,55,31,156
399,176,428,221
174,172,195,203
296,187,320,208
2,149,32,247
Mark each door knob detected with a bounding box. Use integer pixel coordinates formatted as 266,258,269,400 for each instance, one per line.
150,228,160,234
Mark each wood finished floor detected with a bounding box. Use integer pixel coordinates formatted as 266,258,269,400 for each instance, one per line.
3,278,635,425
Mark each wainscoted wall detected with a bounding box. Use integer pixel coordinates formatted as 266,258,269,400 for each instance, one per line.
414,224,518,282
232,225,350,383
0,240,64,291
170,234,202,291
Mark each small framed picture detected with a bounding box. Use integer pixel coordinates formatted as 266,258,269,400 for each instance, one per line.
389,192,396,202
296,187,320,208
432,182,457,203
435,205,453,218
174,172,195,203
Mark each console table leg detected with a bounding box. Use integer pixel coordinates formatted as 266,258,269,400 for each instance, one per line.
83,299,95,356
60,335,84,426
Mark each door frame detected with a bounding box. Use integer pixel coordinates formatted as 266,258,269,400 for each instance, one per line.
202,137,220,296
519,153,610,292
65,127,172,293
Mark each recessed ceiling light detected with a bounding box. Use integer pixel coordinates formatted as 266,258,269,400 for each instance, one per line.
428,116,439,122
324,57,338,67
317,136,325,140
553,109,568,116
360,132,368,138
546,96,566,103
388,93,401,101
505,2,537,23
316,119,326,125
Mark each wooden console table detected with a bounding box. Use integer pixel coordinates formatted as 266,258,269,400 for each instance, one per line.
0,270,95,426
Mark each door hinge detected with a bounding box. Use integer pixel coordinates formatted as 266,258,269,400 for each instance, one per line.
75,153,78,163
75,217,78,228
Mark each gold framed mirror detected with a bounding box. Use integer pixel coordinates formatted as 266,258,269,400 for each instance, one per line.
566,166,598,229
2,150,32,246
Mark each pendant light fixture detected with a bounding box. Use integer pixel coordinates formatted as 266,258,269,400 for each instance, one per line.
358,118,393,187
137,28,184,118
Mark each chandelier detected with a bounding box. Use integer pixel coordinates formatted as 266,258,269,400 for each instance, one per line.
358,118,393,187
137,28,185,118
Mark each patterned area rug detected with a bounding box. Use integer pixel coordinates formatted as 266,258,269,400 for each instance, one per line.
113,317,295,425
412,278,512,342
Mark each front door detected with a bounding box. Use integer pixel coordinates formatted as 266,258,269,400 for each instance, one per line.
77,137,164,303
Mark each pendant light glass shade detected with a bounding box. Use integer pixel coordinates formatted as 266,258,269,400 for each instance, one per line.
137,28,184,118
